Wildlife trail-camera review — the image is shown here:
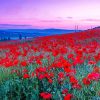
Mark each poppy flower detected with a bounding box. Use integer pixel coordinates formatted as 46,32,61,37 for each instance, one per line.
62,89,68,94
64,93,73,100
72,83,82,90
40,92,52,99
69,76,78,84
20,61,27,67
23,73,30,79
87,72,100,81
82,77,91,85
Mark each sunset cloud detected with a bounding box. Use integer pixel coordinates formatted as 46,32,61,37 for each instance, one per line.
81,19,100,22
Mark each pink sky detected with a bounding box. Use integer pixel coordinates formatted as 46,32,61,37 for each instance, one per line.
0,0,100,29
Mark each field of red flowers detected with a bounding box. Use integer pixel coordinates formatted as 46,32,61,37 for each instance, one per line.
0,29,100,100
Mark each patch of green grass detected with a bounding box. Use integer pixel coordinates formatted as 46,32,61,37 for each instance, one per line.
0,67,12,83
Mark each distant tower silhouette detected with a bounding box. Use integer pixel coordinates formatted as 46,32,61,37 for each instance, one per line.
75,25,78,32
77,25,78,31
75,25,76,32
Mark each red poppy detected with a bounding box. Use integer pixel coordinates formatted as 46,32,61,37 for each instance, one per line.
64,93,73,100
40,92,52,99
20,61,27,67
82,77,91,85
58,72,64,78
87,72,100,81
93,66,100,73
22,69,28,73
48,78,53,84
72,83,82,90
62,89,68,94
69,76,78,84
23,73,30,79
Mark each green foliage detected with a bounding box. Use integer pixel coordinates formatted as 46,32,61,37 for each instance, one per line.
0,77,39,100
0,61,100,100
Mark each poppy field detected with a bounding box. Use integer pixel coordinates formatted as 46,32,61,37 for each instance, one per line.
0,29,100,100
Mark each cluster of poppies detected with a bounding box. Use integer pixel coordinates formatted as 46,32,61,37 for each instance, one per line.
0,29,100,99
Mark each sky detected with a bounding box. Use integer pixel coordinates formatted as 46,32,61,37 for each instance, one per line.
0,0,100,30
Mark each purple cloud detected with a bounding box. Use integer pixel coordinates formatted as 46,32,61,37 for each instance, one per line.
81,18,100,22
40,20,62,23
66,17,73,19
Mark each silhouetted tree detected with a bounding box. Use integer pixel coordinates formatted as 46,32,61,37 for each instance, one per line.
19,34,22,40
25,36,27,40
8,37,11,40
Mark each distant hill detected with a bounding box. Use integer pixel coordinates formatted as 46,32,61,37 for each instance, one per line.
0,28,80,37
0,28,79,33
0,24,81,40
93,26,100,29
0,24,33,29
